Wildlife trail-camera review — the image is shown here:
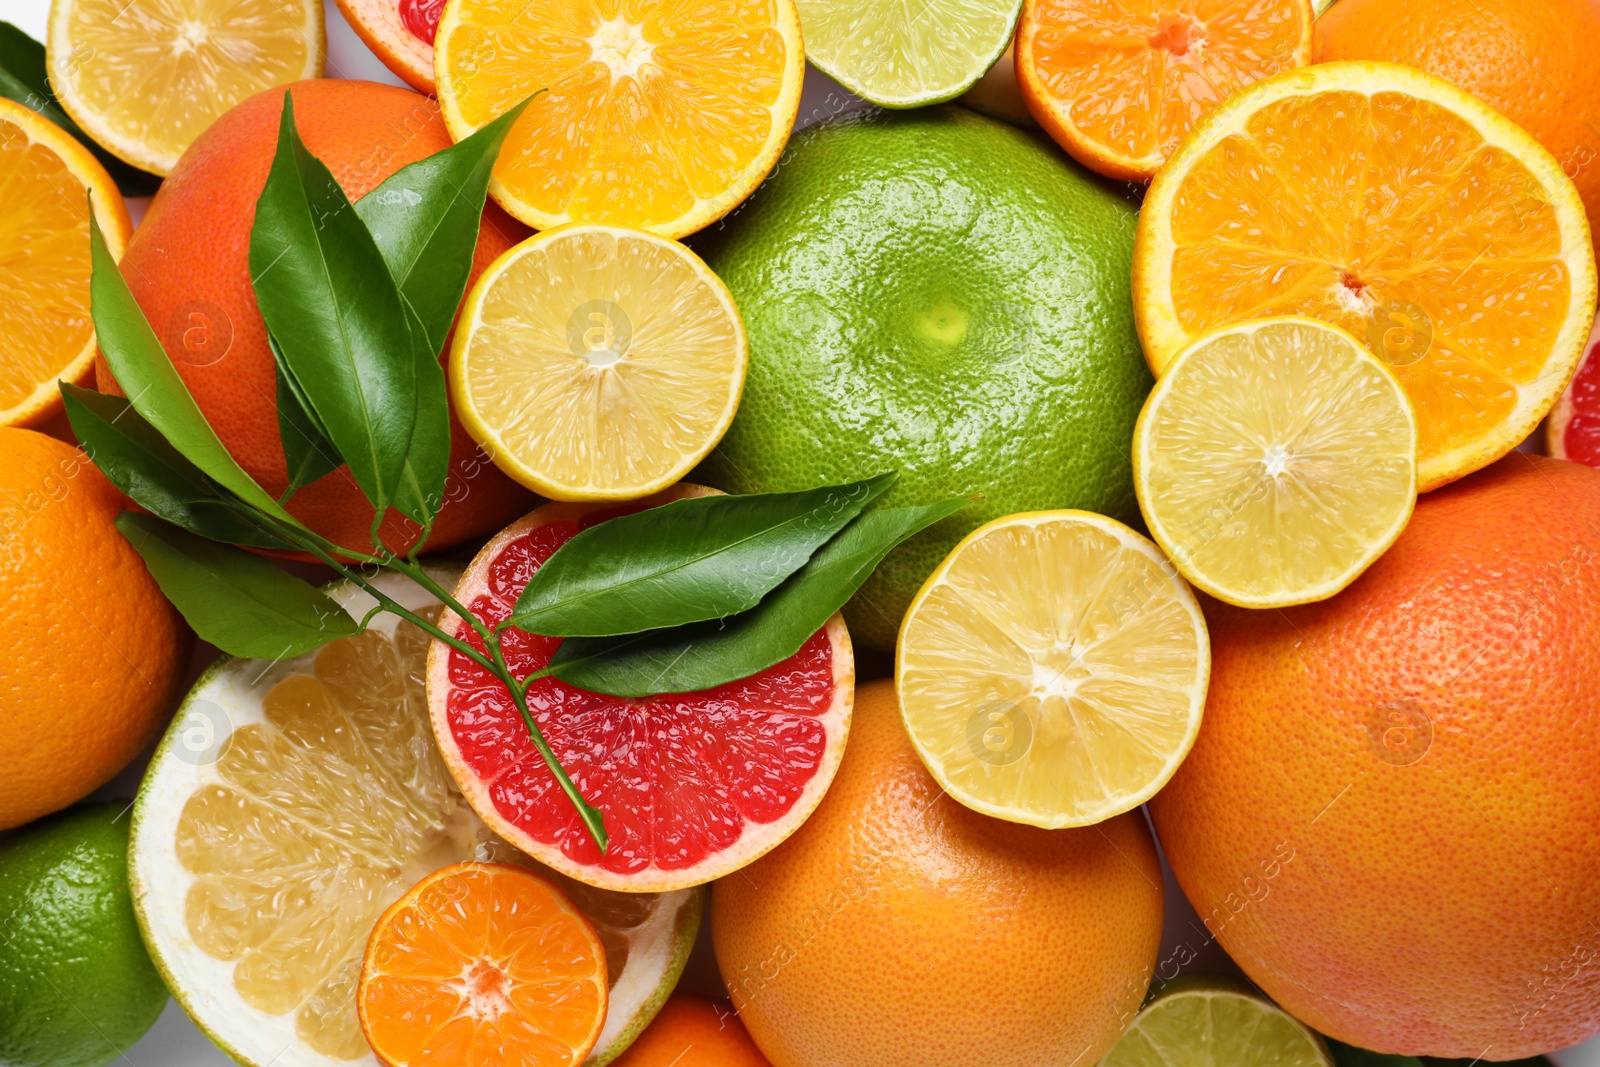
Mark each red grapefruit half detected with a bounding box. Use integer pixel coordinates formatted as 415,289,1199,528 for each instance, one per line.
1548,311,1600,465
427,486,855,892
335,0,439,92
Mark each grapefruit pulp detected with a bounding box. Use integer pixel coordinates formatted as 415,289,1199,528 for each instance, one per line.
427,487,854,892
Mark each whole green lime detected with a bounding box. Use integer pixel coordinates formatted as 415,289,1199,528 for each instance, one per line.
695,106,1151,648
0,804,168,1067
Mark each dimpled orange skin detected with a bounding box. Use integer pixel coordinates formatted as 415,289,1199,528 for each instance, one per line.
1149,454,1600,1060
712,680,1163,1067
1314,0,1600,240
0,430,189,830
99,79,533,556
610,994,772,1067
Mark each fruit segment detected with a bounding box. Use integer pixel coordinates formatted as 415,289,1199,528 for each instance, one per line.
1133,318,1417,608
1100,979,1333,1067
897,510,1208,828
452,225,746,502
1135,63,1598,490
429,491,854,892
0,101,130,428
174,614,458,1058
434,0,803,236
48,0,322,174
796,0,1023,108
359,863,608,1067
1017,0,1312,180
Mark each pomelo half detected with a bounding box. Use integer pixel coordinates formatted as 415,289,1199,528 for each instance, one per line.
427,486,855,893
130,570,702,1067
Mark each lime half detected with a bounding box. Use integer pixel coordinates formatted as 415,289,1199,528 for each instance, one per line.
1102,977,1334,1067
797,0,1023,107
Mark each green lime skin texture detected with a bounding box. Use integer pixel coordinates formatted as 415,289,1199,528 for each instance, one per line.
696,106,1152,648
0,804,168,1067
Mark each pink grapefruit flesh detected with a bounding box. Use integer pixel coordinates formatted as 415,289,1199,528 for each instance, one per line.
427,486,855,892
1549,312,1600,467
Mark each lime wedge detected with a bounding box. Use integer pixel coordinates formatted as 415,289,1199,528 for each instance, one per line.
797,0,1023,107
1102,977,1334,1067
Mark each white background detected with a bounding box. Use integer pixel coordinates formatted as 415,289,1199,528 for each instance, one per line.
4,0,1598,1063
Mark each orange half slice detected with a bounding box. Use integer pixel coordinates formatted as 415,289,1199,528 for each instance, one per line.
1016,0,1312,182
0,99,130,427
359,862,608,1067
434,0,804,239
1134,62,1598,490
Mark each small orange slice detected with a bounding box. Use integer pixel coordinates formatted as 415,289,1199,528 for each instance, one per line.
0,99,130,427
433,0,804,239
1015,0,1312,182
1134,61,1599,490
359,863,608,1067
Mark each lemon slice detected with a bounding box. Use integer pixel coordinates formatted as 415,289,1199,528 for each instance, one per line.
0,98,130,427
129,570,703,1067
47,0,323,175
1133,317,1418,609
1100,977,1335,1067
798,0,1023,108
896,510,1209,829
451,224,747,501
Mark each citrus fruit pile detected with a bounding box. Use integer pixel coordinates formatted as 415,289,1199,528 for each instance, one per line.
1,0,1598,1065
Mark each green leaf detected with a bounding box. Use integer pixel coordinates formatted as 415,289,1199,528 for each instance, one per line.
546,497,972,696
89,213,305,531
247,91,420,519
117,512,362,659
270,333,342,496
512,475,897,638
352,101,532,528
0,21,160,196
389,300,450,528
354,98,532,357
62,384,292,549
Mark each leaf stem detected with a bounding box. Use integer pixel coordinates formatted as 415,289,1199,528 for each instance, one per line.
272,524,608,852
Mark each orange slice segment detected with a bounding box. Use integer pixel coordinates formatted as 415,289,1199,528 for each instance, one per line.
434,0,804,239
0,99,130,427
1134,62,1599,490
1015,0,1312,182
359,862,608,1067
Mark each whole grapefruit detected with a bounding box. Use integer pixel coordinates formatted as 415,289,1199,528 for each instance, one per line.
101,79,533,555
0,430,189,830
1149,454,1600,1059
712,680,1163,1067
1315,0,1600,240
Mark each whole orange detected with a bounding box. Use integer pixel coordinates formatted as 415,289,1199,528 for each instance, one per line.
711,680,1163,1067
1315,0,1600,240
611,995,771,1067
1149,454,1600,1059
100,79,533,555
0,429,189,830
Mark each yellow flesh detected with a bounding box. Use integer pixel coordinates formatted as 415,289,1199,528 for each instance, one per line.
55,0,317,171
898,514,1207,827
0,116,95,421
798,0,1018,105
1137,320,1415,607
1101,988,1331,1067
1144,75,1594,488
457,227,743,499
174,614,661,1060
